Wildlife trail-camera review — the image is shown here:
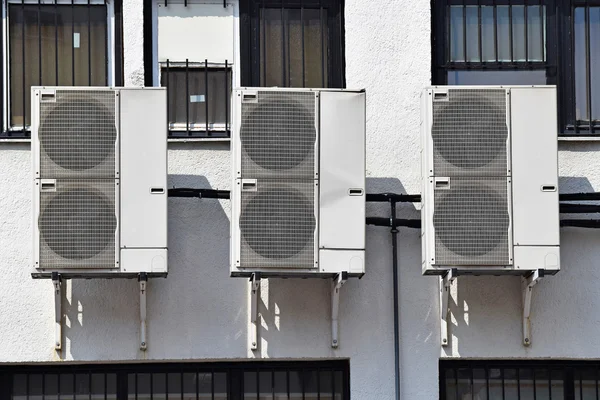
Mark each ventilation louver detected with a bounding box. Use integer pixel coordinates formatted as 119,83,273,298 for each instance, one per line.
39,180,117,269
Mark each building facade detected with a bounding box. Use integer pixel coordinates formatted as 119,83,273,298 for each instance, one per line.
1,0,599,398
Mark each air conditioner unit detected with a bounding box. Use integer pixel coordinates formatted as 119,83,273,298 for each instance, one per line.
31,87,168,278
421,85,560,275
231,88,366,277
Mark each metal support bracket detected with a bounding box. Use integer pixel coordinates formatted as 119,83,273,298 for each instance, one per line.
52,272,62,351
331,272,348,348
440,269,456,347
139,273,148,351
250,273,261,351
522,269,543,346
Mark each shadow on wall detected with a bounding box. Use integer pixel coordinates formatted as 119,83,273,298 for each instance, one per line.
65,174,246,360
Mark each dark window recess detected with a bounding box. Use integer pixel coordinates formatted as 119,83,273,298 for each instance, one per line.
0,360,350,400
160,59,232,139
240,0,345,89
440,360,600,400
1,1,122,139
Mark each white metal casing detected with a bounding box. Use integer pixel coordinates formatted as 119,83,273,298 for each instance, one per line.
421,85,560,275
231,87,366,277
32,87,168,278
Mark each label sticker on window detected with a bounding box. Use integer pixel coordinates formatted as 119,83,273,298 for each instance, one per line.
73,33,80,48
190,95,205,103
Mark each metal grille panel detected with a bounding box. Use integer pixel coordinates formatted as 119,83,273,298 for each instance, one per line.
239,180,316,269
433,177,511,265
432,89,509,177
38,179,117,269
39,90,117,179
240,91,317,179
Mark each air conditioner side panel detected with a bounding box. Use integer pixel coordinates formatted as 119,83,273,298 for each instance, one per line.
318,91,366,250
510,87,559,247
119,88,168,250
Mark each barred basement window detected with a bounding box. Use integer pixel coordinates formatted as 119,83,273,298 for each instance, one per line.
160,59,232,139
440,360,600,399
2,0,123,139
240,0,346,89
0,361,350,400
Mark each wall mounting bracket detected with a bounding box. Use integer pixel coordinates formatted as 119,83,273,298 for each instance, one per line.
139,273,148,351
440,268,456,347
250,272,261,351
522,269,543,346
52,272,62,351
331,272,348,348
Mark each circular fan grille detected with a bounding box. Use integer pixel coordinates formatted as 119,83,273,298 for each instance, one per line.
433,183,509,257
40,98,117,171
240,187,315,259
39,188,117,260
432,92,507,169
240,97,316,171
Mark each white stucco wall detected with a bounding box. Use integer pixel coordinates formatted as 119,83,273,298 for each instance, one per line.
2,0,600,399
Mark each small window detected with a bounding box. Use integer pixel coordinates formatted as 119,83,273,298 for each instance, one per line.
160,61,232,139
2,0,122,138
240,0,345,89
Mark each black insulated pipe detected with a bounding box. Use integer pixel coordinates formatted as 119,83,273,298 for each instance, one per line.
389,200,401,400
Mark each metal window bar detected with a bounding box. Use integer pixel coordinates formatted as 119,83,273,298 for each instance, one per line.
162,59,232,139
2,1,110,139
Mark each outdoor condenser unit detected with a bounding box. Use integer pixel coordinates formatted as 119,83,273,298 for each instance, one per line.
421,85,560,275
32,87,168,278
231,88,366,277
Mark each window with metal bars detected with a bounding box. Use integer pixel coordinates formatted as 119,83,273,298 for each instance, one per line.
0,360,350,400
432,0,600,136
160,60,232,139
440,360,600,399
0,0,123,139
240,0,345,89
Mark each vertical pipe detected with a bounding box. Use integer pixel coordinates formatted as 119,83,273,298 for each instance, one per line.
225,59,229,136
390,199,401,400
205,59,209,136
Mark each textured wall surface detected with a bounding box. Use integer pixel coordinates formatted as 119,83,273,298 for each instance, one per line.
1,0,599,399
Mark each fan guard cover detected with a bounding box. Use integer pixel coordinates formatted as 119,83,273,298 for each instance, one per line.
240,181,316,268
431,89,508,177
240,91,316,179
39,90,117,178
433,178,510,265
38,180,117,269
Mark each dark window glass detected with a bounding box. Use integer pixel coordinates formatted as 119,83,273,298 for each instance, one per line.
8,4,107,129
240,0,345,89
160,65,232,138
574,6,600,130
13,372,117,400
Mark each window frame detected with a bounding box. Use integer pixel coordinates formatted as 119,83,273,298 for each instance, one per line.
0,0,123,139
440,359,600,399
159,59,232,139
239,0,346,89
0,360,351,400
431,0,600,136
